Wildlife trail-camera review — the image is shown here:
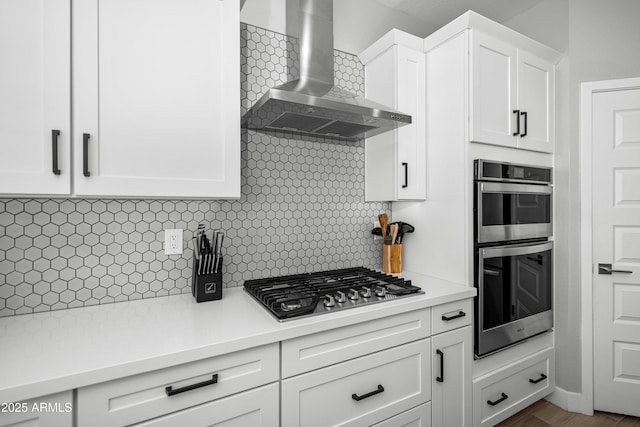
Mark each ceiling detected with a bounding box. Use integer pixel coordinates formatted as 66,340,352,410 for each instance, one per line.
373,0,545,28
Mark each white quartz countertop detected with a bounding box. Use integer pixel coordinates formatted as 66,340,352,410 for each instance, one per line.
0,270,475,403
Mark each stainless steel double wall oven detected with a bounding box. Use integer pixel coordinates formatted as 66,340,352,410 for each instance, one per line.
474,160,553,358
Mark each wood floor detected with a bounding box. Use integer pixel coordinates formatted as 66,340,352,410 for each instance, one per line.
497,400,640,427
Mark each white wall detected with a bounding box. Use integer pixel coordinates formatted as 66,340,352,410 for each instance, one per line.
241,0,434,54
505,0,640,396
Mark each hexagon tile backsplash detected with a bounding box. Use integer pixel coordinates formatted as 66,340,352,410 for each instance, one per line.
0,23,390,317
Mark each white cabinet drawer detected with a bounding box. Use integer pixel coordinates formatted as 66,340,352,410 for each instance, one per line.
281,339,431,427
131,383,279,427
282,309,430,377
373,402,431,427
473,347,554,427
77,343,279,427
431,298,472,335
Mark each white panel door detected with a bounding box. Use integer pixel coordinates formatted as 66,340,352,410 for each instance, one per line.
0,0,70,195
396,46,426,200
469,31,517,148
73,0,240,198
516,50,554,153
592,87,640,416
431,326,472,427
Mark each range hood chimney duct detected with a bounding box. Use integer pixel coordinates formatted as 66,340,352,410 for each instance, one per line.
241,0,412,142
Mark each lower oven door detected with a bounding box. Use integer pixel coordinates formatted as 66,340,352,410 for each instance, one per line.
475,241,553,358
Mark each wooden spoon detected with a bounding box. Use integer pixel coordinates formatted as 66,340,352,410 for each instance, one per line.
378,213,388,243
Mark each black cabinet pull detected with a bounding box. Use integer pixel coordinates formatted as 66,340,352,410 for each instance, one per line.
352,384,384,401
82,133,91,177
436,349,444,383
441,311,466,321
529,373,547,384
402,162,408,188
487,393,509,406
165,374,218,397
512,110,520,136
51,130,61,175
520,111,528,137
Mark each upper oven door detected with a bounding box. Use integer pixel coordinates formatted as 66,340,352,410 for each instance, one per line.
476,182,552,244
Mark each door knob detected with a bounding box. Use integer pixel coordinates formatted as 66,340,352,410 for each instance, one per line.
598,263,632,275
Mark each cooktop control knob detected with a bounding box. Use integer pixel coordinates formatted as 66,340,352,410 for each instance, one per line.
335,291,347,304
374,286,387,298
323,294,335,308
361,286,372,298
348,288,360,300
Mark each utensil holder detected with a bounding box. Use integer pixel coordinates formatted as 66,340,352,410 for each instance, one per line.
192,255,223,303
382,244,402,274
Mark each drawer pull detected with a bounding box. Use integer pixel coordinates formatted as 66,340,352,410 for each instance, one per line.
529,373,548,384
487,392,509,406
352,384,384,401
441,311,466,321
165,374,218,397
436,349,444,382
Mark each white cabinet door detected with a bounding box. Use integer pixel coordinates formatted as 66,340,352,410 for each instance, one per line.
431,325,472,427
0,391,73,427
470,31,554,154
0,0,71,196
470,31,517,148
73,0,240,198
396,46,426,201
516,50,554,153
364,36,426,202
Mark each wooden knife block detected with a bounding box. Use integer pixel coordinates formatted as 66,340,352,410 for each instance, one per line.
382,244,402,274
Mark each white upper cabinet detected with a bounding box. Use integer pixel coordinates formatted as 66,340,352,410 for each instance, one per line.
0,0,71,196
470,31,555,153
361,30,426,201
1,0,239,198
516,49,555,152
73,0,240,198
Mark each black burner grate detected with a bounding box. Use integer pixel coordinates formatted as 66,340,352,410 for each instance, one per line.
244,267,422,320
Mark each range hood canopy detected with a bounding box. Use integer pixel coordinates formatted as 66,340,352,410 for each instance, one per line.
241,0,411,142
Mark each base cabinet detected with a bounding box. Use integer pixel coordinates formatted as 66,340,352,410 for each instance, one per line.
473,347,554,426
432,326,473,427
0,391,72,427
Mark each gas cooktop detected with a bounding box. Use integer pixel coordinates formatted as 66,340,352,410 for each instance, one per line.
243,267,423,321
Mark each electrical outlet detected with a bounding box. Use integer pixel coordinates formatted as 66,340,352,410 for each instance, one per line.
373,220,382,242
164,229,183,255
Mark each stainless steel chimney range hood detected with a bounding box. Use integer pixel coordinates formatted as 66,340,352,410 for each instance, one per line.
241,0,411,142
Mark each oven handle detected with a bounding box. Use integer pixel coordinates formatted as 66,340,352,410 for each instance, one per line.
480,241,553,259
480,182,552,195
